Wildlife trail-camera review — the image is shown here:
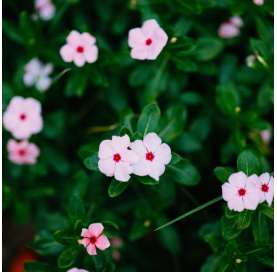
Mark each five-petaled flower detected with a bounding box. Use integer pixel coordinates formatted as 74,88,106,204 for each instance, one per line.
3,97,43,140
79,223,110,256
60,30,98,67
254,172,274,206
23,58,53,92
98,135,138,182
7,139,40,165
128,19,168,60
130,132,172,181
222,172,260,212
35,0,56,21
218,16,243,39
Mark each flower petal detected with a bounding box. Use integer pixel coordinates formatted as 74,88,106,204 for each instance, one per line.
114,161,132,182
154,143,171,165
60,44,74,62
84,46,98,63
130,47,147,60
143,133,162,152
128,28,145,48
95,235,110,250
98,158,115,177
86,243,97,255
89,223,104,237
228,172,247,188
67,30,81,46
148,161,165,181
98,140,114,159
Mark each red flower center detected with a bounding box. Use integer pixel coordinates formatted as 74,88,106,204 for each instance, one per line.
90,236,97,244
238,188,246,196
19,113,27,121
261,183,269,192
113,153,121,162
146,152,154,161
18,149,26,156
145,38,152,46
76,46,84,53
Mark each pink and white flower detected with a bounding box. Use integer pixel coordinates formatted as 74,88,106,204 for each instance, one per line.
35,0,55,21
254,172,274,206
3,97,43,140
67,268,88,272
253,0,264,5
128,19,168,60
78,223,110,256
222,172,260,212
7,139,40,165
60,30,98,67
260,129,271,144
218,16,243,39
23,58,53,92
130,133,172,181
98,135,138,182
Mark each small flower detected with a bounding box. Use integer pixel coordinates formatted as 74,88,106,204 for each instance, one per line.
253,0,264,5
130,132,172,181
128,19,168,60
218,16,243,39
260,129,271,144
222,172,260,212
98,135,138,182
7,139,40,165
23,58,53,92
3,97,43,140
35,0,55,21
229,16,243,28
60,30,98,67
79,223,110,255
254,172,274,206
67,268,88,272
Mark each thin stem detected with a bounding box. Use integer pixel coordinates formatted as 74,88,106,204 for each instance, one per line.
155,196,223,231
52,68,71,83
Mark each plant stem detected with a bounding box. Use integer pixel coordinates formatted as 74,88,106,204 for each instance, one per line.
155,196,223,231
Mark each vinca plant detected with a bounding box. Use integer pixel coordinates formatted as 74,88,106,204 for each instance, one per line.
3,0,273,271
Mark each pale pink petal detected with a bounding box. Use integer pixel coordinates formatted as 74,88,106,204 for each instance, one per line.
98,140,114,159
24,98,42,113
73,54,86,67
154,143,171,165
78,238,90,247
81,32,96,44
218,23,240,39
98,158,115,177
132,159,151,176
7,139,17,152
36,76,52,92
230,16,243,28
114,161,132,182
95,235,110,250
222,182,237,201
146,44,164,60
148,161,165,181
143,133,162,152
131,47,148,60
228,197,244,212
86,244,97,255
121,149,138,164
253,0,264,5
60,45,74,62
141,19,160,37
130,140,147,157
243,193,259,210
228,172,247,188
128,28,146,48
39,4,55,20
88,223,104,237
84,46,98,63
67,31,81,46
23,73,36,86
81,228,92,238
111,135,130,152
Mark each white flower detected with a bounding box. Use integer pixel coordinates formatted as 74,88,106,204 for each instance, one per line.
35,0,56,21
254,172,274,206
23,58,53,92
222,172,260,212
128,19,168,60
130,133,172,181
98,135,138,182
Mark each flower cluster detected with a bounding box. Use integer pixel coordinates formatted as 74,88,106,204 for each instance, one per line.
222,171,274,212
23,58,53,92
218,16,243,39
3,97,43,165
98,133,172,182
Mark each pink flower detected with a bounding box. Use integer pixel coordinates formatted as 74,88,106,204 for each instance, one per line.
130,133,172,181
67,268,88,272
111,237,123,248
7,139,40,165
253,0,264,5
98,135,138,182
254,173,274,206
128,19,168,60
78,223,110,255
218,22,240,39
222,172,260,212
3,97,43,140
229,16,243,28
260,130,271,143
35,0,55,21
60,30,98,67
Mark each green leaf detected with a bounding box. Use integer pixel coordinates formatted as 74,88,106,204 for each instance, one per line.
137,103,161,135
67,195,85,221
65,71,88,97
169,152,182,166
260,204,274,220
195,37,223,61
108,180,129,198
25,261,53,272
214,167,234,183
180,92,202,105
136,176,159,186
236,211,253,230
221,216,242,240
3,20,23,44
237,150,260,175
252,212,270,244
57,246,79,269
168,158,200,186
84,153,98,171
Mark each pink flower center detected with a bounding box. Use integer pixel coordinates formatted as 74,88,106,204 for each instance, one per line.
90,236,97,244
145,38,152,46
76,46,84,53
113,153,121,162
18,149,26,156
261,183,269,192
146,152,154,161
238,188,246,197
19,113,27,121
